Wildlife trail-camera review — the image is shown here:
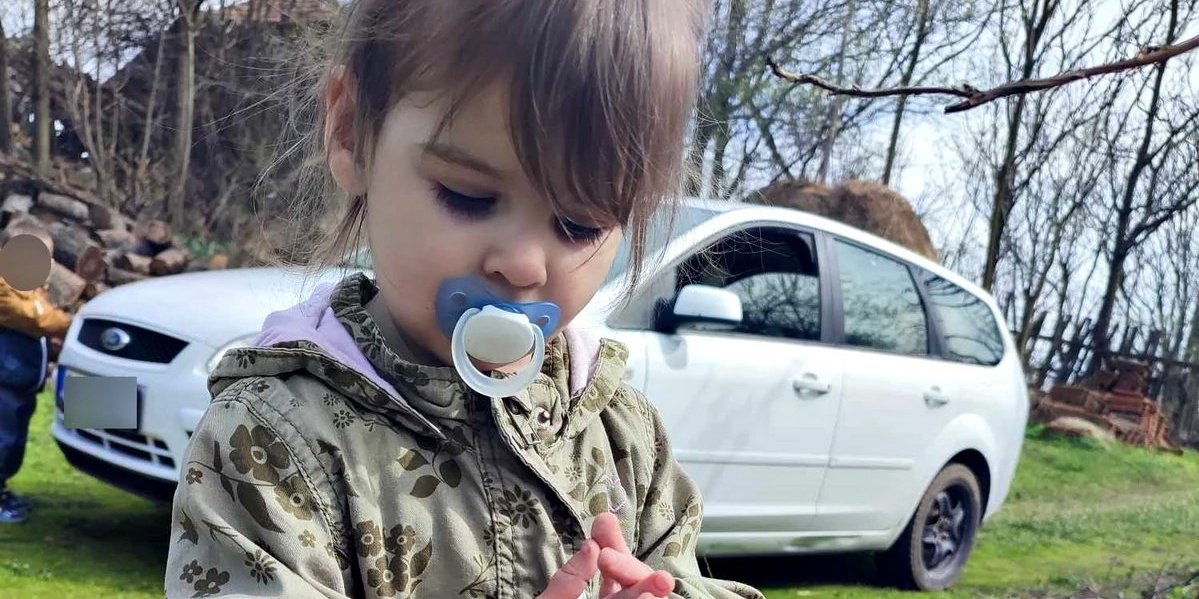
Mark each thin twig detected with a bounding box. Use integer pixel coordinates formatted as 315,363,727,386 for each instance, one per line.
767,33,1199,114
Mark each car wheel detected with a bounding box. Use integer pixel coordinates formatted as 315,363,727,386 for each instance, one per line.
879,463,982,591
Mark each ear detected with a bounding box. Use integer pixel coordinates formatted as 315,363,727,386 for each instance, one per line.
324,66,368,196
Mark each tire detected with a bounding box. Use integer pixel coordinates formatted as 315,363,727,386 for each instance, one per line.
878,464,982,591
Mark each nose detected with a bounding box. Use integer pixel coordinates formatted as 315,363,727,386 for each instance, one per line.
482,236,549,293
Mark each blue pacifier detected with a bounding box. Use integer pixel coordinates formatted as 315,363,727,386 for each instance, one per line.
436,276,562,398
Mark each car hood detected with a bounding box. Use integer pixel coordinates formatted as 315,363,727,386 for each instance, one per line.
79,266,360,348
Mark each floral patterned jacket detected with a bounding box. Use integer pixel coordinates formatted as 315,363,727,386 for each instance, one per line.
164,274,762,599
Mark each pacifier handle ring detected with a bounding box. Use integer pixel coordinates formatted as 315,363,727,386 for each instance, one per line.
451,308,546,398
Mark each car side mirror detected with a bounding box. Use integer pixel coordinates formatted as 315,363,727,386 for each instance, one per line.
653,284,743,334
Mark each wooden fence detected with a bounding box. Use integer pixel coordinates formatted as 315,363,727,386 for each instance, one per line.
1015,313,1199,446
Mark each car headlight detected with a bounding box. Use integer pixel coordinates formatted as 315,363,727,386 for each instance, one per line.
207,335,257,373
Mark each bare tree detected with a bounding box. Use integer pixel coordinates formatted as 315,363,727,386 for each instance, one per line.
133,19,169,204
33,0,52,173
1118,206,1199,442
767,22,1199,115
715,0,990,195
691,0,898,197
1089,0,1199,355
59,0,112,200
0,19,11,154
1181,263,1199,441
979,0,1092,293
879,0,930,186
880,0,988,185
689,0,748,196
930,0,1110,301
815,0,857,183
48,0,170,204
1004,116,1105,361
769,0,1199,296
169,0,201,229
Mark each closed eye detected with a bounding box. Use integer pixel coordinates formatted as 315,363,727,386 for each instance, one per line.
556,218,607,244
434,184,497,219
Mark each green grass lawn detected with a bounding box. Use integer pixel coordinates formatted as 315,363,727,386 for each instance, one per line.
0,390,171,599
710,425,1199,598
2,390,1198,598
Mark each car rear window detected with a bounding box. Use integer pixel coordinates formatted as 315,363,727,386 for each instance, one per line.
923,275,1006,366
834,240,929,356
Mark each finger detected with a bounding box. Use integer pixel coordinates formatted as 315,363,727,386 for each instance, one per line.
597,548,656,588
591,512,631,554
600,577,622,597
592,513,633,595
537,540,599,599
607,570,675,599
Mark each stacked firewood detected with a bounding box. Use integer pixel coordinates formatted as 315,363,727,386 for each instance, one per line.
1035,358,1179,452
1,189,228,310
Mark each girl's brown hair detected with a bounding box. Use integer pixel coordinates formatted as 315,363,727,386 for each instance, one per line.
267,0,710,296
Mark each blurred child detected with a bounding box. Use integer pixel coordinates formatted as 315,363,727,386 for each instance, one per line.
0,223,72,524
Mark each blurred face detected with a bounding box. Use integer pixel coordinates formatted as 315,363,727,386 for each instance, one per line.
327,80,622,369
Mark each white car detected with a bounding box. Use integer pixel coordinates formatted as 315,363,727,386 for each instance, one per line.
52,198,1028,590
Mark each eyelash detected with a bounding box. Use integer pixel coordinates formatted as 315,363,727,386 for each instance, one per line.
556,219,606,245
433,183,606,244
434,184,497,219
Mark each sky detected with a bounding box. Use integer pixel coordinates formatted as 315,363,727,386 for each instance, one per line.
3,0,1194,264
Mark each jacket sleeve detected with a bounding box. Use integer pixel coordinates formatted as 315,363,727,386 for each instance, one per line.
0,281,72,339
165,378,352,599
633,398,765,599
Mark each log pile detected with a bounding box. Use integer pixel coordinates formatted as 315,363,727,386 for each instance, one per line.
1,187,228,310
1035,358,1180,453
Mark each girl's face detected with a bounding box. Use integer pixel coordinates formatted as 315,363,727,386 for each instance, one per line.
327,80,623,369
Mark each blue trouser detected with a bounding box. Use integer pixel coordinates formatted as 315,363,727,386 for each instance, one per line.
0,328,47,489
0,384,37,488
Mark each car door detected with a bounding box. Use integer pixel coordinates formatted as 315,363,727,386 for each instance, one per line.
611,225,844,537
813,237,961,532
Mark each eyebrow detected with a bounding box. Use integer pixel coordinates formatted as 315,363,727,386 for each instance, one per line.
421,142,502,177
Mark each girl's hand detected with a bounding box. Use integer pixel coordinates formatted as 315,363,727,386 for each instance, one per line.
591,512,675,598
538,540,600,599
598,548,674,598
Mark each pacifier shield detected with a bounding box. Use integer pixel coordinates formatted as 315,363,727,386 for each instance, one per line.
437,276,560,398
435,276,561,338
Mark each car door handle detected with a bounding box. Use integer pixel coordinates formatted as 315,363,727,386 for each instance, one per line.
924,387,950,408
793,373,831,397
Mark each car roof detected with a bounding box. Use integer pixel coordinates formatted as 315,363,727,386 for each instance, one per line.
677,196,995,307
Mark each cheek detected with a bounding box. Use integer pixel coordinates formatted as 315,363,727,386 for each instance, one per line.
365,172,478,274
547,233,622,318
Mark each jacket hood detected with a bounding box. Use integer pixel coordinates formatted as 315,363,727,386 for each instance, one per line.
208,274,622,437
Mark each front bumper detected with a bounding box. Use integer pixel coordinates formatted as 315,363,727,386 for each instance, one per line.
55,436,178,504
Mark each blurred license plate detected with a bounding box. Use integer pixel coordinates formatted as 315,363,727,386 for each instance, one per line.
56,368,143,430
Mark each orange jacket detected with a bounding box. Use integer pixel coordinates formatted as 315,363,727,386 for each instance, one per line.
0,277,72,340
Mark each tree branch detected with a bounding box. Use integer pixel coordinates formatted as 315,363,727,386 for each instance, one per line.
767,33,1199,114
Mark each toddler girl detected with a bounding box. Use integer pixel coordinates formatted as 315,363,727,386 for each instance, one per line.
166,1,762,598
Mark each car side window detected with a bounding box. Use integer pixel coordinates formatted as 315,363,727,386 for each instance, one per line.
672,228,822,341
923,274,1005,366
834,240,928,356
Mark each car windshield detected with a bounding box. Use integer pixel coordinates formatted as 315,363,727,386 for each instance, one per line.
604,204,720,285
